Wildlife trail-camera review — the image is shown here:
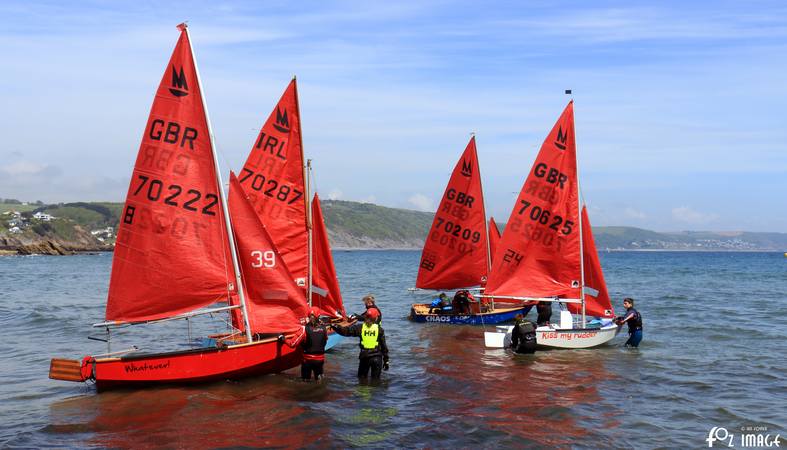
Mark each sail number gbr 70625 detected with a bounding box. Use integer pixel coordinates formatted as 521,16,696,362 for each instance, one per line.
517,200,573,235
239,168,303,205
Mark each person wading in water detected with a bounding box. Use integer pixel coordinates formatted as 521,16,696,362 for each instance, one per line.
615,297,643,347
510,313,538,354
301,307,328,381
331,308,389,380
354,294,382,323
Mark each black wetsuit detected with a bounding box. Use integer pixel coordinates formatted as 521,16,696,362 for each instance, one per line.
618,307,643,347
333,322,390,379
536,301,552,326
301,323,328,380
511,320,538,354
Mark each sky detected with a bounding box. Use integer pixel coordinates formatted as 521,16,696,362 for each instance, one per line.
1,0,786,232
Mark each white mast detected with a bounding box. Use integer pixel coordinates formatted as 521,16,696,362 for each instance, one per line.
184,24,253,342
473,133,493,282
292,76,313,305
569,92,587,328
306,159,313,306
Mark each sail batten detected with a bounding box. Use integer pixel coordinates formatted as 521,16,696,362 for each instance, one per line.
106,26,234,322
416,137,489,289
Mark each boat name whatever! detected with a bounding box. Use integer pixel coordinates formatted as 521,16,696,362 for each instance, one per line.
124,360,171,373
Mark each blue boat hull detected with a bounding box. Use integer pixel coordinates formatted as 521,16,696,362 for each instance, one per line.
408,305,528,325
325,329,344,351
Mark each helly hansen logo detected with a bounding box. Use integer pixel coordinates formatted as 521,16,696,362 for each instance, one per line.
554,126,567,150
363,330,376,337
461,159,473,177
273,106,290,133
169,66,189,97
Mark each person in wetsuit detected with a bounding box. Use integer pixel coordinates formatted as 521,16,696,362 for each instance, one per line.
301,307,328,381
429,293,449,314
510,313,538,354
536,301,552,326
353,294,382,324
615,297,643,347
331,308,390,379
452,290,471,314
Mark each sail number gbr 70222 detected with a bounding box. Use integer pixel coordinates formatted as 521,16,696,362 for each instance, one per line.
239,168,303,205
129,174,218,217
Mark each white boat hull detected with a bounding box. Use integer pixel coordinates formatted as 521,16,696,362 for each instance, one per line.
484,322,621,349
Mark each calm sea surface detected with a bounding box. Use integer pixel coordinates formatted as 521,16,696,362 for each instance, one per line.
0,251,785,449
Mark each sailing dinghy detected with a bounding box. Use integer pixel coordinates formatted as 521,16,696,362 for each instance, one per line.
238,79,348,349
483,101,619,349
49,24,309,390
410,136,527,324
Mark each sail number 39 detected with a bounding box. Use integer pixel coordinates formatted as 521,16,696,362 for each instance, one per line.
251,250,276,268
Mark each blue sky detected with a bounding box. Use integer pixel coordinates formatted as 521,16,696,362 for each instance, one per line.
1,1,785,231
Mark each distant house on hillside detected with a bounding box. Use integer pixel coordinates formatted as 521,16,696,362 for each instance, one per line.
9,226,21,234
33,212,55,222
91,227,114,243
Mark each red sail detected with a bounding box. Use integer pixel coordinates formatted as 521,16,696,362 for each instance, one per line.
228,174,309,334
486,102,581,299
568,206,615,318
311,194,345,317
489,217,502,264
416,137,489,289
238,79,308,288
106,25,233,322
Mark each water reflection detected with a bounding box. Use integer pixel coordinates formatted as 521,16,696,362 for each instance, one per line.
415,326,622,447
48,376,342,449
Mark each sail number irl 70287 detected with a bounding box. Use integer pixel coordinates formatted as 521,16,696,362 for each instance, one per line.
129,175,218,217
239,168,303,205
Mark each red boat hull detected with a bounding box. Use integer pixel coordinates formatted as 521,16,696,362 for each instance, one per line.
82,338,302,391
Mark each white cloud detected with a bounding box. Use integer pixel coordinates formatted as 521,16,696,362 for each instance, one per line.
671,206,719,225
1,160,48,176
327,188,343,200
408,193,434,212
624,207,646,220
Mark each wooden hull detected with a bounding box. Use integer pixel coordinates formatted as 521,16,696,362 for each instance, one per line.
409,304,526,325
484,322,621,349
53,337,302,391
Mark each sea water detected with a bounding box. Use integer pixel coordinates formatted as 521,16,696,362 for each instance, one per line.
0,251,785,448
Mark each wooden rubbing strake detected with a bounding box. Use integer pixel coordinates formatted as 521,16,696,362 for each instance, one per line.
49,358,83,382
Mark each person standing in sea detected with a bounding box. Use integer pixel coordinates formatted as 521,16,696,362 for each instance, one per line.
301,307,328,381
615,298,643,347
354,294,382,323
331,308,390,380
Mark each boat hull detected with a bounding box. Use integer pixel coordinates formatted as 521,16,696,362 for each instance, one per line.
409,304,526,325
80,338,302,391
485,322,621,349
325,328,344,351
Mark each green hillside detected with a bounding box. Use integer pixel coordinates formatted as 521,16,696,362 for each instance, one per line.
321,200,432,246
2,199,785,251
